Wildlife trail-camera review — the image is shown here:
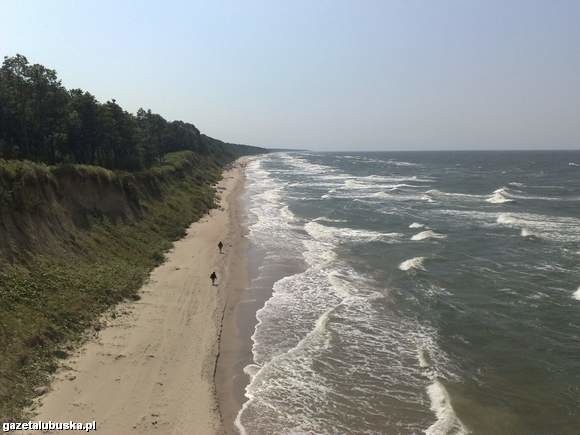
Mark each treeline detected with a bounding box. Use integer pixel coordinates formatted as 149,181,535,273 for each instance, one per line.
0,55,261,171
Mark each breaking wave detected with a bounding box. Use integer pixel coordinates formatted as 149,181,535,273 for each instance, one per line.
486,187,514,204
425,381,470,435
399,256,427,271
411,230,447,241
305,221,402,244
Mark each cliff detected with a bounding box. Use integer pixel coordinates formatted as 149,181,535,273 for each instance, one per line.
0,150,251,418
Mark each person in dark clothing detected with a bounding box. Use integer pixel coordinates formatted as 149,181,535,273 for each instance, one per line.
218,241,224,253
210,271,217,286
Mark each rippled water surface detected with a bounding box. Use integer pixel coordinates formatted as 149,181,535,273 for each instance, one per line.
236,151,580,435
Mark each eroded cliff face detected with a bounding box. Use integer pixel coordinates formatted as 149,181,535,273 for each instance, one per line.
1,173,131,260
0,153,209,262
0,151,225,419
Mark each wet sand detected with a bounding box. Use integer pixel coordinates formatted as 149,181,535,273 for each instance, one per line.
216,230,305,434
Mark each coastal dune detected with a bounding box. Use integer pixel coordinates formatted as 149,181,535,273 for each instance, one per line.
31,162,247,434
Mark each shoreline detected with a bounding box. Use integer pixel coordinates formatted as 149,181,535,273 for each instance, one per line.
215,157,307,434
30,159,248,434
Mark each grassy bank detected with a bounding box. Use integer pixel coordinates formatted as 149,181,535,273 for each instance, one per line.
0,151,230,419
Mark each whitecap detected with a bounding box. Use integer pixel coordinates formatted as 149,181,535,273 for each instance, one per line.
387,159,420,167
313,216,348,223
418,348,432,368
411,230,447,241
399,256,426,271
496,213,518,225
425,381,470,435
486,187,514,204
409,222,425,229
305,221,402,244
573,287,580,301
427,189,483,199
496,212,580,243
520,228,538,239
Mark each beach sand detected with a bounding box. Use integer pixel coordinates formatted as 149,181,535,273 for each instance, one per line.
30,160,248,435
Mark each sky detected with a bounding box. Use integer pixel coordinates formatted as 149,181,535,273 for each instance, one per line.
1,0,579,151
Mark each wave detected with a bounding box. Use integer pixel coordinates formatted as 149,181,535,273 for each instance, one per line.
409,222,425,229
411,230,447,241
486,187,514,204
417,344,469,435
418,347,432,368
425,381,470,435
569,162,580,167
313,216,347,223
399,256,426,271
508,182,526,187
496,212,580,243
387,159,420,167
305,221,402,244
341,179,427,192
520,228,538,239
280,153,337,176
573,287,580,301
496,213,517,225
426,189,483,199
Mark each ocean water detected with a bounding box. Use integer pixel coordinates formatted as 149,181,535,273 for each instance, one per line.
236,151,580,435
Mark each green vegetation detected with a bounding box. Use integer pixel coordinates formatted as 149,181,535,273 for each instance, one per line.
0,55,264,419
0,54,261,170
0,152,225,419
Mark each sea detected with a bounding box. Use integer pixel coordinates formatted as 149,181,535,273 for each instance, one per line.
235,151,580,435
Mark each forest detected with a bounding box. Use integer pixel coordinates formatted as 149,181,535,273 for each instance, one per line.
0,54,259,170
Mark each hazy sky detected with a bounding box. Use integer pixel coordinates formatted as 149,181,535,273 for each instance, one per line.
1,0,579,150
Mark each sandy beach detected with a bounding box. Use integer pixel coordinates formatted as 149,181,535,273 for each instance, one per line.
31,160,248,435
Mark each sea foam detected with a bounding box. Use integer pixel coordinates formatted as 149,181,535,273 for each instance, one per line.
425,381,470,435
520,228,538,239
411,230,446,241
486,187,514,204
305,221,401,244
399,257,426,271
573,287,580,301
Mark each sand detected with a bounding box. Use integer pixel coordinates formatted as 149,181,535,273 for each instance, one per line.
30,160,248,435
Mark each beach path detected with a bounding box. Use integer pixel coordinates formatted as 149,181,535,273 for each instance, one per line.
30,162,246,434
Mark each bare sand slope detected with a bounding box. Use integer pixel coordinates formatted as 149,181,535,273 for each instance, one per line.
31,161,247,434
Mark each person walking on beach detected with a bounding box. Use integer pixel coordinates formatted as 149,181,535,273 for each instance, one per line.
210,271,217,286
218,241,224,254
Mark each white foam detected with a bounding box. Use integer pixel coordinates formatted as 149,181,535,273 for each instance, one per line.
496,213,518,225
409,222,425,229
411,230,446,241
418,348,432,368
486,187,514,204
399,256,427,271
387,159,420,167
313,216,348,223
520,228,538,239
569,162,580,167
496,212,580,243
573,287,580,301
425,381,470,435
305,221,402,244
426,189,483,199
